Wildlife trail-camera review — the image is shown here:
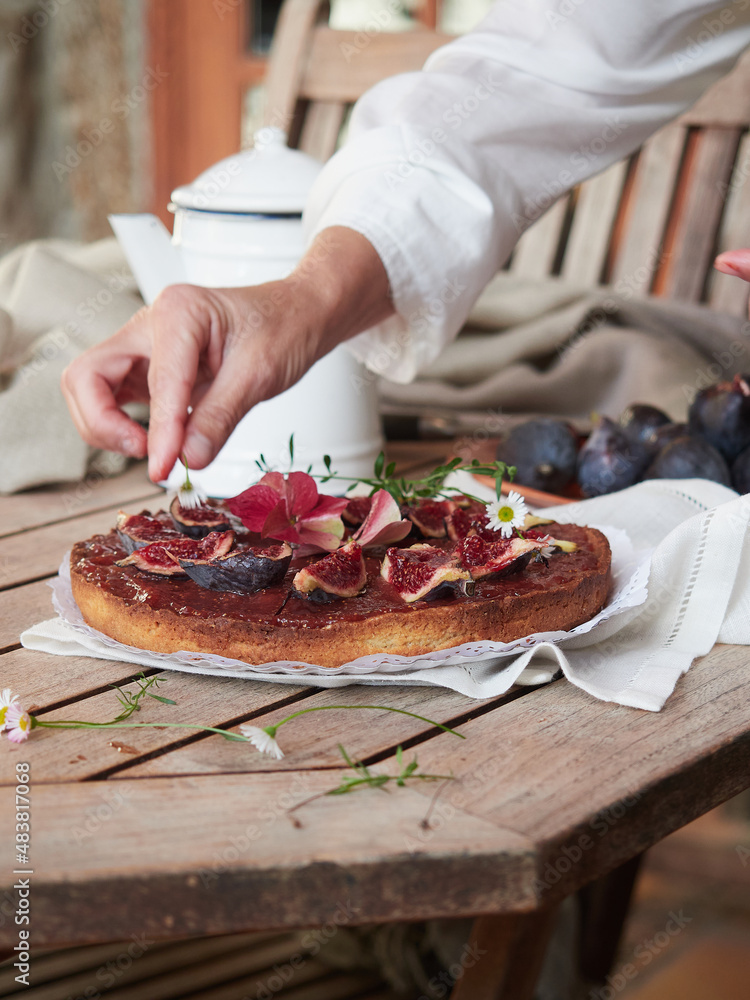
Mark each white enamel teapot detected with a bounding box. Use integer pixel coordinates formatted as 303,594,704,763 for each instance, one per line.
109,127,382,496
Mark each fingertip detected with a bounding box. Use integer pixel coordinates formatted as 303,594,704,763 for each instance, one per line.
714,249,750,278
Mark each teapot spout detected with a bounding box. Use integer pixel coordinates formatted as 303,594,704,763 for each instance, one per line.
109,214,187,305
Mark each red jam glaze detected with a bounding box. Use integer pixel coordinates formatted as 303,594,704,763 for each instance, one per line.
72,522,602,630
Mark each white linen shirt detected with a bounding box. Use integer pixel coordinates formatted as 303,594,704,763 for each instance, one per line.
303,0,750,382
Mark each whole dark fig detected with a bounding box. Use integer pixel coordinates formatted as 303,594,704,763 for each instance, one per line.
731,445,750,494
643,422,689,454
688,374,750,462
496,419,578,493
619,404,671,450
576,416,648,497
644,437,730,486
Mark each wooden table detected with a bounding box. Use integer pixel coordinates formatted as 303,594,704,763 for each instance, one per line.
1,458,749,999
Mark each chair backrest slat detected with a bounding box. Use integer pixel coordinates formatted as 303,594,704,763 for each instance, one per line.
298,100,348,160
609,125,686,295
706,130,750,315
656,127,742,301
300,26,451,104
510,196,570,279
561,160,630,286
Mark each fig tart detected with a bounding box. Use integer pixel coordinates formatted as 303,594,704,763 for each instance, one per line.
69,495,612,668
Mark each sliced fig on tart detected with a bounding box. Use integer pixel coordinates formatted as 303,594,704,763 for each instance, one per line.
403,499,451,538
169,496,232,537
342,495,372,527
116,530,235,576
455,534,547,580
292,540,367,602
116,510,181,554
381,543,471,602
179,541,292,593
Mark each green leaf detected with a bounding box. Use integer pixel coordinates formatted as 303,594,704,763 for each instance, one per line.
147,694,177,705
385,461,396,479
396,745,403,768
374,452,385,480
288,434,295,462
323,454,332,472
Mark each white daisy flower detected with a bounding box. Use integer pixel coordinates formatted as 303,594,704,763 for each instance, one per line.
176,480,208,511
485,491,529,538
5,702,32,743
175,459,208,511
0,689,19,731
239,724,284,760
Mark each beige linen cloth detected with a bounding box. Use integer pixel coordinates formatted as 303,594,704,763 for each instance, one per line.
380,271,750,425
0,238,144,493
1,238,749,493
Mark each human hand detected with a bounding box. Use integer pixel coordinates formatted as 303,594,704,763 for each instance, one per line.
714,249,750,287
62,228,393,482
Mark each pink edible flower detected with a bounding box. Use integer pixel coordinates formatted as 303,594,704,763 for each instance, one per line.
5,702,32,743
228,471,348,552
353,489,411,548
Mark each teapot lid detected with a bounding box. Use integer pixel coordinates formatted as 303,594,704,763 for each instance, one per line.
170,128,323,214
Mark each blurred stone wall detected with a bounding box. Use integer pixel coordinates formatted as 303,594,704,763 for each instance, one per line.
0,0,148,257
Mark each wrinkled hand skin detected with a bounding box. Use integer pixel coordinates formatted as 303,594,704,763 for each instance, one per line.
61,227,394,483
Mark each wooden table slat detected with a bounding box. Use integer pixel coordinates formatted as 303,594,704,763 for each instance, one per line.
1,658,500,784
0,501,166,591
0,580,57,651
0,771,535,946
0,462,158,539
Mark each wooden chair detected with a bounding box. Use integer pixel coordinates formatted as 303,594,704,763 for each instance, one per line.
265,0,750,319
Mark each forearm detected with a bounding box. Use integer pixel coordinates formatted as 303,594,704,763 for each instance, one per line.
286,227,395,360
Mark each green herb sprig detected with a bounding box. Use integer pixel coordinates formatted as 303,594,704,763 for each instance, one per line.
320,451,515,504
287,743,453,824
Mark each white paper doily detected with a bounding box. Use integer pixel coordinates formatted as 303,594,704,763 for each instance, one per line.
46,523,650,682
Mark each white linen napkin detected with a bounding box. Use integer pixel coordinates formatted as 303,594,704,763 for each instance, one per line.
21,478,749,710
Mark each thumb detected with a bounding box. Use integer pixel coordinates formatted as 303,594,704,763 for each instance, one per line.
714,248,750,281
181,366,259,471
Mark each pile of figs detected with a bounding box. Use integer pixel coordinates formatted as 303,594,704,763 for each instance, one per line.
496,374,750,498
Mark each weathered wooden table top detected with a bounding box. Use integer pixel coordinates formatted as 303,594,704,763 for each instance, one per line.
1,457,749,948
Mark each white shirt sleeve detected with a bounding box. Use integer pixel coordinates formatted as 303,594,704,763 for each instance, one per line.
302,0,750,383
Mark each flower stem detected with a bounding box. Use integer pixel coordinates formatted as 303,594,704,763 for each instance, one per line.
270,704,465,738
32,719,248,740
